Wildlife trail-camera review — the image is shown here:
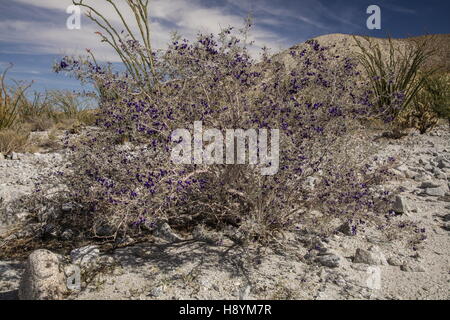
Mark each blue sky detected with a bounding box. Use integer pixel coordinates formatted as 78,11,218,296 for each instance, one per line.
0,0,449,93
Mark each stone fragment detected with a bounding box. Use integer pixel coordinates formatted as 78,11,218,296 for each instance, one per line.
353,246,387,266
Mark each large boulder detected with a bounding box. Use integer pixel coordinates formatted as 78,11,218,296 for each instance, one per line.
18,249,67,300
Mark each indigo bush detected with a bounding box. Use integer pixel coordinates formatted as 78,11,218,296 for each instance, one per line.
39,1,399,243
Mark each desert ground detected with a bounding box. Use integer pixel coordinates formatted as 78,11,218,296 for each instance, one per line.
1,123,448,300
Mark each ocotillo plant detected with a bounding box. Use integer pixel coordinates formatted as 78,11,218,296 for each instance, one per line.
0,64,32,130
353,36,436,129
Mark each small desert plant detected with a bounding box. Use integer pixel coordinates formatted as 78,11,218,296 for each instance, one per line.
0,128,30,154
48,90,97,126
0,64,32,130
399,73,450,133
17,91,54,120
407,94,439,134
353,36,436,132
424,73,450,125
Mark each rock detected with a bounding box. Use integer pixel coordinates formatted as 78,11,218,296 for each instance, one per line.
387,256,404,266
316,253,341,268
337,221,355,236
149,286,164,297
94,224,114,237
11,152,20,160
18,249,67,300
400,263,425,272
396,165,415,178
351,264,369,272
392,196,413,215
437,159,450,169
154,221,184,242
353,246,387,266
70,245,100,266
0,153,4,160
61,229,75,241
424,187,446,197
238,285,251,300
419,181,442,189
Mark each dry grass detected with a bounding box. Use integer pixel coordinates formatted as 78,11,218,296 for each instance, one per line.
0,129,30,154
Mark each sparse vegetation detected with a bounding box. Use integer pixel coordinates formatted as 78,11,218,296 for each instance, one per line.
354,35,437,135
0,64,33,131
423,73,450,126
0,64,98,154
0,129,30,154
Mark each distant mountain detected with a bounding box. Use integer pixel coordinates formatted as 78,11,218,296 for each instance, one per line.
274,33,450,73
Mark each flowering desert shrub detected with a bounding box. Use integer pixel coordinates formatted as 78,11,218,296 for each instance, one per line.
34,0,400,244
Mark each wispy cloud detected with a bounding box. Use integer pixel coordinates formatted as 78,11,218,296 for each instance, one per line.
383,3,416,15
5,0,288,61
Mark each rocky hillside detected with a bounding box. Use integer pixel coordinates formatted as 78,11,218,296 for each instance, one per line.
274,33,450,73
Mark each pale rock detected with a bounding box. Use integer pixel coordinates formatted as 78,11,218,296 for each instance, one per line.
419,181,442,189
424,187,446,197
154,221,184,242
392,196,413,215
353,246,387,265
315,253,341,268
18,249,67,300
400,263,425,272
387,256,404,266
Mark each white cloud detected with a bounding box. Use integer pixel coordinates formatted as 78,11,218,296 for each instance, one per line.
6,0,288,61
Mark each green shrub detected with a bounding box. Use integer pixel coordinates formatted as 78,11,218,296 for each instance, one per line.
353,36,436,131
48,90,97,125
424,73,450,124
